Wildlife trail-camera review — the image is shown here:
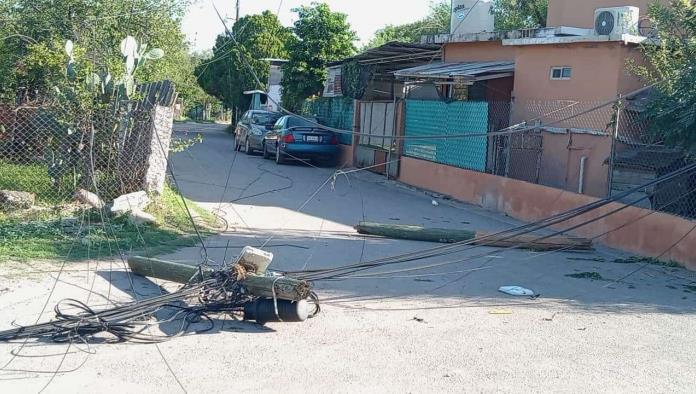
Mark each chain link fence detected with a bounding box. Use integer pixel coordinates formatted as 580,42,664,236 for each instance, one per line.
400,96,695,220
609,103,696,219
301,96,354,145
0,103,164,209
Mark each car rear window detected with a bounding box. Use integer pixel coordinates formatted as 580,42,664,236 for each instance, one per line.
252,113,282,125
287,116,319,128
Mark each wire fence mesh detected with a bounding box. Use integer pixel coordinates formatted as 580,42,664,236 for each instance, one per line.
0,102,159,207
398,97,696,220
301,96,354,145
609,104,696,219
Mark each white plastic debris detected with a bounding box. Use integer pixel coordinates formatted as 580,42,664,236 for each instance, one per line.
498,286,535,297
431,200,439,207
234,246,274,275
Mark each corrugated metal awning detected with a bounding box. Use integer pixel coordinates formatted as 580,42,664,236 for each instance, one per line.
394,61,515,81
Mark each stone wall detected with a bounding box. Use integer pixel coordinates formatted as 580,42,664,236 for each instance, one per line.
143,105,174,194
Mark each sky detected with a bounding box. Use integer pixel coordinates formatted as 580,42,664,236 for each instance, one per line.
182,0,437,52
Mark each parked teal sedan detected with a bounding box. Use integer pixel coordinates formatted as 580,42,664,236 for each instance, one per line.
262,115,339,166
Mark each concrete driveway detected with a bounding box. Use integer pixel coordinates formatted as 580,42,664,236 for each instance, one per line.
1,122,695,393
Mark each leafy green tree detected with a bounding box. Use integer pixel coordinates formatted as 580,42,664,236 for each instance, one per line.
281,4,357,111
633,0,696,151
0,0,204,111
196,11,291,111
491,0,548,30
366,1,450,48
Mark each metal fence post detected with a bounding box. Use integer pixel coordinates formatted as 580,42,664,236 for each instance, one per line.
607,96,622,197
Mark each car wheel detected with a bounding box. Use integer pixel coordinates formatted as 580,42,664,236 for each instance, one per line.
245,139,254,155
275,144,285,165
262,142,271,159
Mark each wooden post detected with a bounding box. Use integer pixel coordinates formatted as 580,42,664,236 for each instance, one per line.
128,256,209,284
356,222,476,244
240,276,311,301
355,222,593,251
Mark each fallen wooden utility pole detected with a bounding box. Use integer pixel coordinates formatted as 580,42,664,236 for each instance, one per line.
355,222,592,251
127,256,311,301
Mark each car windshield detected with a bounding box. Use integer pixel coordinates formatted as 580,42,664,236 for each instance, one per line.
252,113,281,126
287,116,319,128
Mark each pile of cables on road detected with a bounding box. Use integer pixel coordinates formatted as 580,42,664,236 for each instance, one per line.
283,162,696,282
0,265,318,344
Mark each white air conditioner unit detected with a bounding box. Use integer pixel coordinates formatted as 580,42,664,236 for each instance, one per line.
594,6,640,36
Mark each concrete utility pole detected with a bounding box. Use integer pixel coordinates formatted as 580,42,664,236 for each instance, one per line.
235,0,240,22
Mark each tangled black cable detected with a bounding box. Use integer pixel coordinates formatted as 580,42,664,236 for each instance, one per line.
0,270,257,344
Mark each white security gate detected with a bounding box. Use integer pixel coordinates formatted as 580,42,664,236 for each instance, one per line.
355,101,399,177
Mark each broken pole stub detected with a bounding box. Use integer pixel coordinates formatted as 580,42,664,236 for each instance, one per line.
127,256,310,301
143,105,174,195
128,256,211,283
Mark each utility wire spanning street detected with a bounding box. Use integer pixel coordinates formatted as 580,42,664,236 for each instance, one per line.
2,122,694,392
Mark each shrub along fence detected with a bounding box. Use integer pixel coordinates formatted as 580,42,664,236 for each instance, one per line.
301,96,354,145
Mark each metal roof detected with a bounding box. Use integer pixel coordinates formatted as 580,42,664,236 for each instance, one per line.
328,41,441,67
394,61,515,81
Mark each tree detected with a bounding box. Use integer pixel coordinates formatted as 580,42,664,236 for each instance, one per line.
491,0,548,30
281,4,357,111
196,11,291,112
366,1,450,48
633,0,696,152
0,0,202,110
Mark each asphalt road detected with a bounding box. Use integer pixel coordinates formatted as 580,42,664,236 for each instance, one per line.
1,122,695,393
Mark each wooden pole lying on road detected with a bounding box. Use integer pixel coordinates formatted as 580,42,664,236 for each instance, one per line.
356,222,476,244
128,256,211,283
355,222,593,251
127,256,310,301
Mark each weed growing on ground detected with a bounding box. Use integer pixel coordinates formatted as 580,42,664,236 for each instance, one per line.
0,184,215,262
565,272,605,281
613,256,682,268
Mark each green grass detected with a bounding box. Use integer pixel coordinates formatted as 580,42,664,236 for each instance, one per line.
613,256,682,268
565,272,605,281
0,160,66,205
0,184,216,262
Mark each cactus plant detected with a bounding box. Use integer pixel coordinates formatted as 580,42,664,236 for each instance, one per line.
63,36,164,100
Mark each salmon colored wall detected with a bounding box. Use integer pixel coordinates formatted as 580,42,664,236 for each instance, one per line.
547,0,670,28
513,42,625,101
444,41,516,63
562,132,612,197
399,156,696,270
338,144,354,168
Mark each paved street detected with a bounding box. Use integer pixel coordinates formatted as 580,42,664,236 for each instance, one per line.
1,122,695,393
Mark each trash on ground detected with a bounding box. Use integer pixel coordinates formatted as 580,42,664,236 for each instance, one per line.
498,286,536,297
489,309,513,315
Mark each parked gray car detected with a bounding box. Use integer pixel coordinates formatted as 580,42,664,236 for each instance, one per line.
234,110,282,154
